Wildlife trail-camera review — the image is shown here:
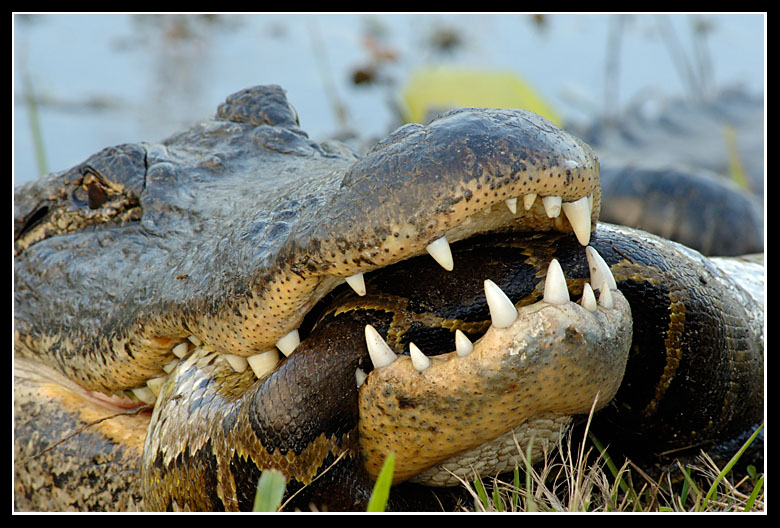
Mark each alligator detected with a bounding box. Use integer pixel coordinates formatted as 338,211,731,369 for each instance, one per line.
13,85,764,511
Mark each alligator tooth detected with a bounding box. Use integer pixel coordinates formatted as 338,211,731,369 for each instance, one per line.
484,279,517,328
355,367,368,388
543,259,570,305
196,352,218,368
562,196,592,245
426,235,454,271
455,329,473,357
276,329,300,356
581,282,597,312
131,386,157,405
345,272,367,296
365,325,398,368
599,281,615,309
222,354,249,373
409,342,431,371
505,197,518,214
586,247,617,291
162,358,180,374
172,342,190,358
146,375,167,397
523,193,537,210
247,349,279,379
542,195,562,218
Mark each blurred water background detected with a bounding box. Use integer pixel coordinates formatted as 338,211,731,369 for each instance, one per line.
13,13,765,185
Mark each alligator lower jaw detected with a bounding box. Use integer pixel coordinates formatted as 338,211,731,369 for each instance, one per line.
408,412,573,487
14,357,150,454
356,255,632,484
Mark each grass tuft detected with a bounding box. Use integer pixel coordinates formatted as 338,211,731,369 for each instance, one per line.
450,423,764,513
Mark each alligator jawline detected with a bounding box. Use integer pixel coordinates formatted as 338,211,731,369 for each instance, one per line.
118,190,599,406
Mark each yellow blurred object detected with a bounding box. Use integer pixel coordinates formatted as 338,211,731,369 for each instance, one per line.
399,66,562,127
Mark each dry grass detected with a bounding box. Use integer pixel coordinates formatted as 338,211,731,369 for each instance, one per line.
453,424,765,513
261,416,764,513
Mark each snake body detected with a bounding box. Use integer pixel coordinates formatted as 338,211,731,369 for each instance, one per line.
140,223,762,511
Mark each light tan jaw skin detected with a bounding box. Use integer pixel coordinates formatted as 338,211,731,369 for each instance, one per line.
356,253,632,484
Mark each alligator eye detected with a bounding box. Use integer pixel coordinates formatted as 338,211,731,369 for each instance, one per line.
76,169,111,210
86,179,108,209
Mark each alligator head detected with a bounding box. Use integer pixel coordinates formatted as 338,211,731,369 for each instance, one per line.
14,85,633,511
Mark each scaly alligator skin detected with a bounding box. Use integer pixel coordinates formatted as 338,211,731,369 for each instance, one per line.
13,85,763,511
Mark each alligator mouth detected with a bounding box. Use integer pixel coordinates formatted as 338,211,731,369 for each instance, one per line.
16,104,633,506
120,189,600,407
23,183,623,485
115,189,630,488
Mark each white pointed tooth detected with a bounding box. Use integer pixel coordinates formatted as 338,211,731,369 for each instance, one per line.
542,195,562,218
247,349,279,379
365,325,398,368
562,196,592,245
523,193,537,210
484,279,518,328
581,282,597,312
426,235,454,271
586,247,617,291
345,272,366,296
162,358,180,374
188,335,203,346
409,342,431,372
222,354,249,373
355,367,368,388
146,375,167,397
599,281,614,309
505,197,518,214
276,329,300,357
172,342,190,358
543,259,570,305
131,386,157,405
455,330,473,357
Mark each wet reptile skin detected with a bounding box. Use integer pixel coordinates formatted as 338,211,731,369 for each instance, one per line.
13,85,763,511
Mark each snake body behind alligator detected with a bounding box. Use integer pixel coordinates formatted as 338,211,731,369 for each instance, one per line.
13,85,764,511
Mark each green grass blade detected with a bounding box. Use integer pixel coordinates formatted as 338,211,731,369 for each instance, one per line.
366,452,395,512
744,474,764,512
473,477,489,511
23,72,48,176
511,466,521,511
701,423,763,510
253,469,287,512
492,480,503,512
589,432,629,495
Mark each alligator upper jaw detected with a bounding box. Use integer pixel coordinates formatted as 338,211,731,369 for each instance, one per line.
14,105,602,401
158,106,602,374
